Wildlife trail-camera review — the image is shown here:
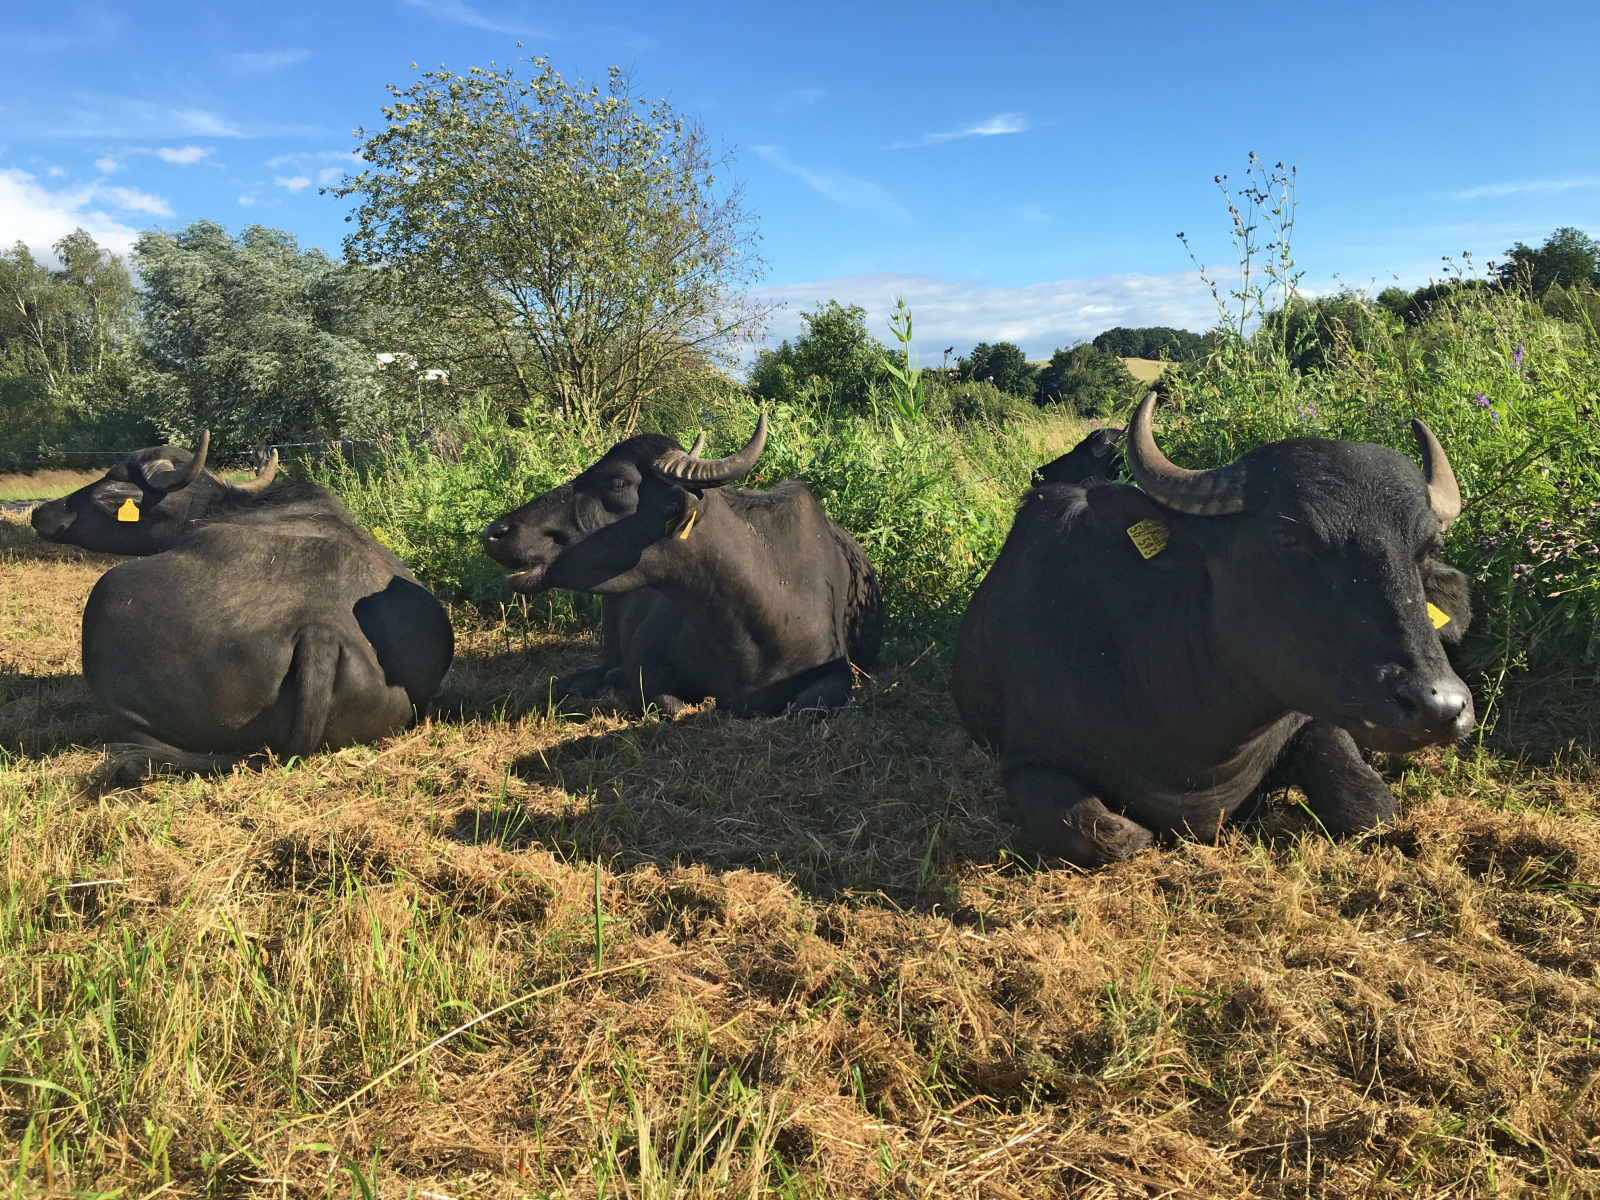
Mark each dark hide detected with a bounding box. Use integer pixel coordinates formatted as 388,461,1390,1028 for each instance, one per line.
482,433,881,716
33,445,453,774
1033,426,1126,486
954,435,1473,868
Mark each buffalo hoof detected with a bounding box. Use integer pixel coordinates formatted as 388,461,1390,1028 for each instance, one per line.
647,693,689,718
1024,795,1154,869
556,667,612,699
96,742,250,789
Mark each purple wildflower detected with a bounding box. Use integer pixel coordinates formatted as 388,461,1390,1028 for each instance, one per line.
1513,340,1524,368
1475,392,1491,408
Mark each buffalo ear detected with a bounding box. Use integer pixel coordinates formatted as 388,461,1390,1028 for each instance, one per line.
1423,561,1472,646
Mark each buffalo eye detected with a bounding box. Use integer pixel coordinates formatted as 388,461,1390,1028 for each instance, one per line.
1270,530,1299,548
609,476,632,492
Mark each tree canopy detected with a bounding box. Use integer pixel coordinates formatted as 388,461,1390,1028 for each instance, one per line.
1091,326,1208,362
958,342,1036,400
1496,226,1600,296
338,59,765,428
133,222,384,456
748,301,896,410
1034,344,1138,414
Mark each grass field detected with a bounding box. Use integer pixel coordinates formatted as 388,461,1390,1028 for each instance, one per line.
4,514,1600,1198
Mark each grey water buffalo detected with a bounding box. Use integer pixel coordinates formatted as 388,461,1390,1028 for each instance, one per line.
31,433,453,775
481,415,882,716
955,392,1473,867
1033,426,1125,486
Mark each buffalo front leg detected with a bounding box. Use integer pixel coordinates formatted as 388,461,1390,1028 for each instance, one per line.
1265,719,1395,836
1003,766,1154,868
98,733,257,788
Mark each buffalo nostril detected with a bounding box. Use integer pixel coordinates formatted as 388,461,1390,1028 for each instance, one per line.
1390,676,1470,728
484,521,510,541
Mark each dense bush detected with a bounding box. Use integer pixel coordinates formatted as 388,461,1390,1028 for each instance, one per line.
957,342,1036,400
1034,343,1140,414
1092,325,1208,361
748,301,898,411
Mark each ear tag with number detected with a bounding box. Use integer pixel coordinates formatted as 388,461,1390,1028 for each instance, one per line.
678,508,697,540
116,498,140,522
1126,519,1169,559
1427,601,1451,630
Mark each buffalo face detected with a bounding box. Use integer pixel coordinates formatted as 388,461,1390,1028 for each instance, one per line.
1121,394,1474,753
32,435,214,555
482,417,767,594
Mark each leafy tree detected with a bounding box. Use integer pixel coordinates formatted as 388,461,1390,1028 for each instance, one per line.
1496,226,1600,296
1034,344,1137,414
1259,291,1400,374
1376,278,1494,326
958,341,1036,400
0,231,148,469
1091,326,1207,361
748,301,894,410
338,59,764,428
134,222,384,456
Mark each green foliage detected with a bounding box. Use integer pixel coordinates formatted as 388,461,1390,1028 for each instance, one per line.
1092,326,1208,361
878,298,925,420
0,231,150,469
747,300,895,411
1259,290,1404,374
133,222,388,457
958,341,1036,400
339,59,763,428
1496,226,1600,296
1034,343,1139,414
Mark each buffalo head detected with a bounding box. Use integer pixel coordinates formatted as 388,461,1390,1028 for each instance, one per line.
482,416,767,594
1109,392,1472,752
31,432,279,555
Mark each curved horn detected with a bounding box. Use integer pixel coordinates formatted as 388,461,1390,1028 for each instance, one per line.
686,433,706,459
652,413,768,486
231,447,280,494
153,429,210,492
1410,418,1460,533
1124,393,1246,515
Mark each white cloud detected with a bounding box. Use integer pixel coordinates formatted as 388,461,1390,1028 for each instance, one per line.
898,112,1028,149
265,149,360,169
1453,176,1600,200
0,93,247,139
156,145,212,165
316,167,345,186
274,175,311,193
751,145,907,217
95,155,120,173
46,166,65,178
0,168,141,259
755,270,1216,360
228,49,310,73
101,186,172,216
776,87,824,112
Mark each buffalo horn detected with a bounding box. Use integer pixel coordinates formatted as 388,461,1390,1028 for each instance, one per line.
231,448,281,494
1124,393,1246,515
1410,418,1460,533
652,414,768,486
686,433,705,458
152,430,211,492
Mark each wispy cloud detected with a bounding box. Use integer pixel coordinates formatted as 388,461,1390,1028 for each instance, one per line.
1453,176,1600,200
266,149,360,187
751,145,907,217
155,145,213,165
0,168,142,259
776,87,824,113
274,175,311,193
896,112,1028,149
227,49,311,73
755,270,1213,359
95,155,121,174
0,93,248,139
403,0,553,36
101,186,172,216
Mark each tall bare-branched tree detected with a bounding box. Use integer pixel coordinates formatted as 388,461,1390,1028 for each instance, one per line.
336,59,767,428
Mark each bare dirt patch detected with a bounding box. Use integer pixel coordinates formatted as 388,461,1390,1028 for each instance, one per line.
2,517,1599,1197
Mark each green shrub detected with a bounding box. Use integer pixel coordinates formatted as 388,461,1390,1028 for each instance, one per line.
1035,344,1140,414
957,341,1036,401
748,300,897,412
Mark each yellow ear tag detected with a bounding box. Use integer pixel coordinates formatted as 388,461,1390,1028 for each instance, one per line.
1427,601,1451,630
678,508,697,540
1126,519,1169,559
116,498,140,522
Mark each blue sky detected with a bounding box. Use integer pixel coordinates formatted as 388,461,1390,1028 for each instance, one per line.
3,0,1598,359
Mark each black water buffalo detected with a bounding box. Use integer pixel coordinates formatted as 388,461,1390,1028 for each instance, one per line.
31,433,453,775
955,393,1473,867
481,416,882,716
1033,426,1125,487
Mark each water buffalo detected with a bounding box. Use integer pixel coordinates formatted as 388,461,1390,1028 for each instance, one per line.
31,433,454,776
481,416,881,716
955,393,1473,867
1033,426,1125,486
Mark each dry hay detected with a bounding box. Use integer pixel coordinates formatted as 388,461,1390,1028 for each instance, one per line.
2,519,1600,1197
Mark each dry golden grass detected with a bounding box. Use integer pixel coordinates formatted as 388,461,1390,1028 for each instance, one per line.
1117,358,1172,385
3,517,1600,1197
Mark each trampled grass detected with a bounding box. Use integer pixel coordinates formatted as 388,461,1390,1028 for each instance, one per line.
3,521,1600,1197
